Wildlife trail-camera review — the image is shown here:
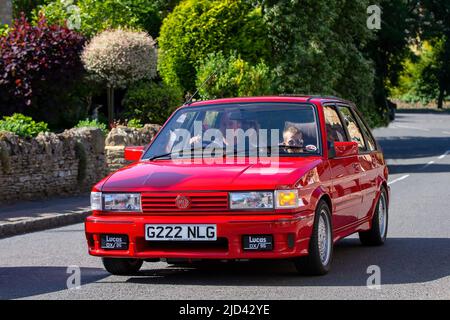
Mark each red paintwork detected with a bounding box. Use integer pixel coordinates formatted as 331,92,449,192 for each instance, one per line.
334,141,358,158
85,96,389,260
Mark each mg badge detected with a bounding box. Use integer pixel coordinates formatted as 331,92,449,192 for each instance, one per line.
175,195,191,209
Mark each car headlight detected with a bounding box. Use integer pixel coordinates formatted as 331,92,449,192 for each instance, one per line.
275,189,301,209
229,191,274,210
90,192,142,212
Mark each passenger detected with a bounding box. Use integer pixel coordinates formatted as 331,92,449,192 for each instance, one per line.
280,126,304,153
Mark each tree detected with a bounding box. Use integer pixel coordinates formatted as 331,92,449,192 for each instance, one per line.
418,0,450,108
394,40,450,106
196,51,274,100
366,0,420,114
263,0,384,126
158,0,270,94
81,29,157,124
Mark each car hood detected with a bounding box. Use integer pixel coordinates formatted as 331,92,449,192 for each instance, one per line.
100,157,323,192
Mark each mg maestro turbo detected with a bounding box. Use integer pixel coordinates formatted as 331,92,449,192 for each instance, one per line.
85,96,390,276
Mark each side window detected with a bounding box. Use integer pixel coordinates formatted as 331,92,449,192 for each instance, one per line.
323,106,347,143
203,111,219,128
338,106,367,151
353,111,377,151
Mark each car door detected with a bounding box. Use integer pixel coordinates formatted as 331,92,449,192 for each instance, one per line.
352,108,381,220
337,105,375,221
323,104,362,230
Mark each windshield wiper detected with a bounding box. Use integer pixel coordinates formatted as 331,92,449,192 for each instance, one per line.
148,146,214,161
148,152,173,161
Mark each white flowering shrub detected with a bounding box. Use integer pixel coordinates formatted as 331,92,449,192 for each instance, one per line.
82,29,157,88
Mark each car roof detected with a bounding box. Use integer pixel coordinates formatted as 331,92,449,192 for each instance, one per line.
185,95,355,108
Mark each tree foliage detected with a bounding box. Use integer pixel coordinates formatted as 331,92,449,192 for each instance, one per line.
158,0,270,93
12,0,51,19
392,40,449,105
416,0,450,108
196,51,274,100
35,0,173,38
264,0,383,125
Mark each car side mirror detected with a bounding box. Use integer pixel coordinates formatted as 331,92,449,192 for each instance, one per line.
124,146,145,162
333,141,358,158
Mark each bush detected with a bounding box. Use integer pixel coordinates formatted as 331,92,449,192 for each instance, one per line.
123,82,183,125
126,119,144,129
0,14,85,112
196,51,274,100
0,24,9,37
158,0,270,93
75,119,108,135
0,113,49,138
35,0,172,38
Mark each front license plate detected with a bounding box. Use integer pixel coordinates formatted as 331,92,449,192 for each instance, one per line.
242,235,273,251
145,224,217,241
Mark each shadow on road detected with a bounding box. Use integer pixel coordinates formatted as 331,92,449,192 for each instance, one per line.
126,238,450,287
387,163,450,174
0,267,108,299
378,136,450,160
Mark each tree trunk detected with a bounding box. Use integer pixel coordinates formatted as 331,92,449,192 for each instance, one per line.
107,86,115,125
437,87,444,109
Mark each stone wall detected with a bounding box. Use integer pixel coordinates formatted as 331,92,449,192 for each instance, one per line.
0,0,12,25
105,124,160,172
0,128,106,203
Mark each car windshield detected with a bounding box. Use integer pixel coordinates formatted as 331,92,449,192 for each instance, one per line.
142,103,320,160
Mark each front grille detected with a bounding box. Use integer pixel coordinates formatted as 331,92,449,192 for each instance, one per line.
141,192,229,214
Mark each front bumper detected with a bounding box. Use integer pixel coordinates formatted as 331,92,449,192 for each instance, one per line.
85,212,315,260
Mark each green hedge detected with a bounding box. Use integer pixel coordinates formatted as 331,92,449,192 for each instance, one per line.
123,81,183,125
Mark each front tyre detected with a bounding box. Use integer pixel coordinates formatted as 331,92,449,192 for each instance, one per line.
359,187,388,246
102,258,143,275
294,200,333,276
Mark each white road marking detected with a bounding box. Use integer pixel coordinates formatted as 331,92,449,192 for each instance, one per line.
393,124,430,131
388,174,410,185
442,131,450,135
422,160,435,169
438,150,450,160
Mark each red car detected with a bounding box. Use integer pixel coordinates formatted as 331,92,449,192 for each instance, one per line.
85,96,389,276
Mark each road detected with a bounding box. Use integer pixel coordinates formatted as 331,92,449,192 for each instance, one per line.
0,111,449,300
